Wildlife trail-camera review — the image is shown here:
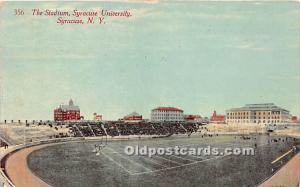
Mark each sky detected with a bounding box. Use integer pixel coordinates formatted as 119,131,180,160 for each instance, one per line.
0,1,299,121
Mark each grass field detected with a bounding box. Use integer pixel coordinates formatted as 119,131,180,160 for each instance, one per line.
27,135,300,187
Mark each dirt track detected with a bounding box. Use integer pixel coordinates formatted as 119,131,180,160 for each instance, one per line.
3,139,300,187
5,145,51,187
260,152,300,187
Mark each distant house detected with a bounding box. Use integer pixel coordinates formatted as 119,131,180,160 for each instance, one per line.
291,116,298,123
184,115,202,122
54,99,80,121
123,112,143,122
210,111,225,123
93,113,102,121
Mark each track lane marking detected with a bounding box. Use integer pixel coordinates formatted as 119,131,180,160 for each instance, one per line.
271,148,293,164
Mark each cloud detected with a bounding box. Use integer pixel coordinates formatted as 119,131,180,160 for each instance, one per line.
5,54,95,60
124,4,245,21
127,0,159,3
149,9,245,20
253,2,262,5
295,76,300,80
268,75,300,81
287,43,299,49
226,42,267,51
131,8,152,17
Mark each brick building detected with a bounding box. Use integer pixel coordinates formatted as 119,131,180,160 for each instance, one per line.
210,111,225,123
54,99,80,121
123,112,143,122
184,115,202,122
291,116,298,123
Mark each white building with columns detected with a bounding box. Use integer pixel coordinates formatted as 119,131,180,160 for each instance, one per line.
151,107,184,122
226,103,290,125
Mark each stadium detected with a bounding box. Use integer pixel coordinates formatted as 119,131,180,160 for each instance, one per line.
0,121,299,187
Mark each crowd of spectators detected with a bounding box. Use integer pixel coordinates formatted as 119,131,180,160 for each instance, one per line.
67,121,201,137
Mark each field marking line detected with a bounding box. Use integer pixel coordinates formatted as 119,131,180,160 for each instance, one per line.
153,155,182,165
99,151,134,175
103,149,123,154
139,156,169,168
257,143,269,147
217,142,253,147
160,142,253,151
105,147,152,172
188,154,205,159
108,144,210,161
131,155,231,176
168,155,197,163
118,152,181,168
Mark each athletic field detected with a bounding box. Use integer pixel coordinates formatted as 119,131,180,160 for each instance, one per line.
27,135,300,187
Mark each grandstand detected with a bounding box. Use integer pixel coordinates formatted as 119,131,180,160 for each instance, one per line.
67,121,201,138
0,121,201,147
1,120,300,148
0,123,69,145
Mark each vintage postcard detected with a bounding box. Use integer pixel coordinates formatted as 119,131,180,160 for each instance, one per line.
0,0,299,187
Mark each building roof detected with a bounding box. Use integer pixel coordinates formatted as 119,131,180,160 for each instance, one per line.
56,99,80,111
57,104,80,111
184,114,202,118
210,111,225,121
211,115,225,120
152,107,183,112
184,115,202,121
227,103,289,112
125,112,141,117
